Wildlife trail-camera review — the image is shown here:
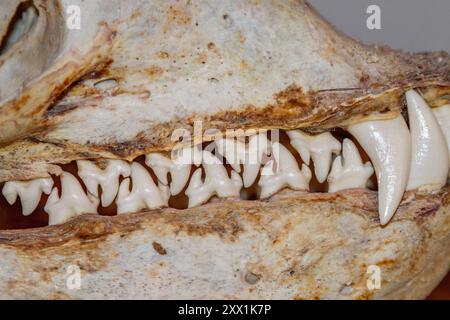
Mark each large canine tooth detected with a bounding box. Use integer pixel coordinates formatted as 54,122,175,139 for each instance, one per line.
348,115,411,225
2,178,53,216
145,153,192,195
186,151,242,208
116,163,169,214
287,130,341,183
406,90,449,190
77,160,131,207
44,172,99,226
259,142,311,199
432,104,450,175
327,139,374,192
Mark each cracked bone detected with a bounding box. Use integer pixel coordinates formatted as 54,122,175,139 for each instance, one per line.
327,139,374,193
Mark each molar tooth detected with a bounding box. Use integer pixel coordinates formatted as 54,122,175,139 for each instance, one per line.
259,142,311,199
44,172,99,225
77,160,131,207
185,151,242,208
327,139,374,193
116,162,169,214
145,152,192,196
287,130,341,183
406,90,449,190
2,178,53,216
348,115,411,225
432,104,450,175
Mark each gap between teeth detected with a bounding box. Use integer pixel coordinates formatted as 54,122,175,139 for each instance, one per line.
2,90,449,226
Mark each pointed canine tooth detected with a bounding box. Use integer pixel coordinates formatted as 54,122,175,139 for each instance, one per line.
432,104,450,175
44,172,99,226
327,139,374,193
2,178,53,216
348,115,411,225
259,142,311,199
287,130,341,183
406,90,449,190
116,162,169,214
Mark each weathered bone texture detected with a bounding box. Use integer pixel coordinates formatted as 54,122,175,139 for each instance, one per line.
0,0,450,182
0,189,448,299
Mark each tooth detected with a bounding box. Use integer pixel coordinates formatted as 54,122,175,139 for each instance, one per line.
348,115,411,225
432,104,450,175
259,142,311,199
185,150,242,208
44,172,99,226
406,90,449,190
2,178,53,216
243,133,271,187
77,160,131,207
116,162,169,214
327,139,374,193
215,138,247,173
287,130,341,183
145,153,192,195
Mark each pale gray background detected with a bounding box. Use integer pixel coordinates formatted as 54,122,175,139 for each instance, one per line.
309,0,450,53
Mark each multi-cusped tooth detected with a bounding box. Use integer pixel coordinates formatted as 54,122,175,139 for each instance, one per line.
186,150,242,208
406,90,450,190
432,104,450,176
77,160,131,207
44,172,99,226
348,115,411,225
116,162,169,214
2,178,53,216
287,130,341,183
145,153,192,195
259,142,311,199
327,139,374,193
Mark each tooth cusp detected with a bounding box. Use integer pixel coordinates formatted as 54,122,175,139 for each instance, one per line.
327,139,374,193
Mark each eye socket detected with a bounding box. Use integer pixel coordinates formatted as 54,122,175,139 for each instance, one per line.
0,1,39,56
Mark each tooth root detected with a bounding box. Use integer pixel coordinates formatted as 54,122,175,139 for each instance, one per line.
2,178,54,216
327,139,374,193
116,162,169,214
406,90,450,190
259,142,311,199
348,115,411,225
287,130,341,183
432,104,450,176
44,172,99,226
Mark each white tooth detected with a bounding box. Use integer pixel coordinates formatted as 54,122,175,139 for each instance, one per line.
215,138,246,173
406,90,449,190
432,104,450,176
77,160,131,207
327,139,374,193
116,162,169,214
145,152,192,196
287,130,341,183
259,142,311,199
185,150,242,208
44,172,99,226
243,133,271,187
348,115,411,225
2,178,53,216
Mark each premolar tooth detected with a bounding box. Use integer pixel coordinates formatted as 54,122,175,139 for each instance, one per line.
406,90,449,190
432,104,450,175
185,150,242,207
116,162,169,214
327,139,374,193
287,130,341,183
77,160,131,207
348,115,411,225
2,178,53,216
259,142,311,199
145,153,192,195
44,172,99,225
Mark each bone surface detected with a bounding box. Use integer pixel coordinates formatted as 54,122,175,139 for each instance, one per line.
348,115,411,225
327,139,374,193
406,90,449,191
